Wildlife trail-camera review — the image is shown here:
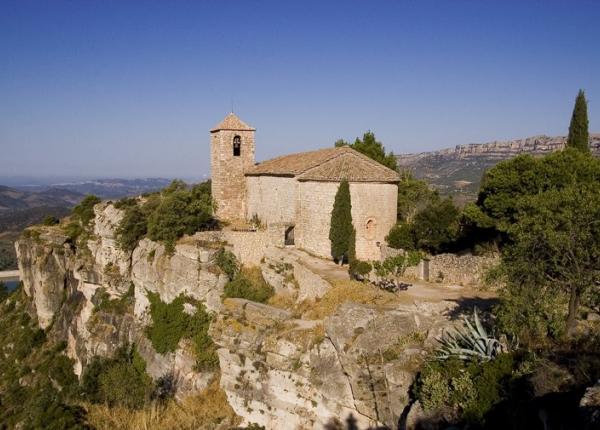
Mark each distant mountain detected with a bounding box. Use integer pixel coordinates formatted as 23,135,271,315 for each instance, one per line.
396,134,600,201
12,178,174,200
0,186,84,211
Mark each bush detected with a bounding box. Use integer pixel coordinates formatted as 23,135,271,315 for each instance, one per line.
215,248,239,280
93,284,135,315
415,354,517,425
223,270,274,304
42,215,60,226
116,205,148,252
373,251,421,277
349,260,372,278
144,292,218,370
411,198,460,253
81,345,152,409
115,180,214,253
385,222,415,250
72,195,101,226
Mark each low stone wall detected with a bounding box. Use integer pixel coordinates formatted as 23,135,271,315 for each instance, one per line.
404,253,499,287
380,244,404,260
216,224,285,266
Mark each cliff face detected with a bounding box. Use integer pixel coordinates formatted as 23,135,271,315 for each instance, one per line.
397,134,600,198
16,202,227,395
15,201,463,428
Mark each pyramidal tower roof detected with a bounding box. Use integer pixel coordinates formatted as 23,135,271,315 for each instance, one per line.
210,113,256,132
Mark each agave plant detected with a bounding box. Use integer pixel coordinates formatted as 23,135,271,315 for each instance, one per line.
436,308,504,361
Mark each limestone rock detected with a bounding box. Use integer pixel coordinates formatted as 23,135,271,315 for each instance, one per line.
211,298,456,429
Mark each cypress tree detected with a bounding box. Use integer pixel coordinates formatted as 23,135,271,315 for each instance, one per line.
567,89,590,152
329,179,355,263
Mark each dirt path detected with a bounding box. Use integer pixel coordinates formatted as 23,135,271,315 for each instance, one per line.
284,247,350,281
283,247,496,306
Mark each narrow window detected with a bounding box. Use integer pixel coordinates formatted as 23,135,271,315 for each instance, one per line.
233,135,241,156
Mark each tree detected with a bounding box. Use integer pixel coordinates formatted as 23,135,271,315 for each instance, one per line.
478,149,600,339
334,132,398,170
567,89,589,153
411,198,460,253
475,149,600,233
329,180,355,263
501,185,600,335
397,172,439,222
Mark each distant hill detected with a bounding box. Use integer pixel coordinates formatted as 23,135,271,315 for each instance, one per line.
11,178,174,200
0,177,175,270
396,134,600,202
0,186,83,211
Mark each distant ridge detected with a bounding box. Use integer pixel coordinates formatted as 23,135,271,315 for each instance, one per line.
396,133,600,201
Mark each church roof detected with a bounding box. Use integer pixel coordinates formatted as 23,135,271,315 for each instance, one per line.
210,113,256,132
246,147,401,183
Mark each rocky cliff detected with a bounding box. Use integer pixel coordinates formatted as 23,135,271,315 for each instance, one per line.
397,134,600,199
15,201,465,429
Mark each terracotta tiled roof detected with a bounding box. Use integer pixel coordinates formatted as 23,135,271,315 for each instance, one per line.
246,147,400,183
211,113,256,132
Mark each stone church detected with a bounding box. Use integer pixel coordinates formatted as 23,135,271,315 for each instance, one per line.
210,113,400,261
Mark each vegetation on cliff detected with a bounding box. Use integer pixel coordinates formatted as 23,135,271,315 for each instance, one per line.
0,285,88,429
116,180,214,253
145,292,219,371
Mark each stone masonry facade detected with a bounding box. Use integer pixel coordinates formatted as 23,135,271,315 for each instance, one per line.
209,113,400,261
210,116,256,221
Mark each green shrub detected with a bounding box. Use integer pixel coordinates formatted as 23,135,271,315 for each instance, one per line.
113,197,138,209
144,292,219,370
63,221,83,242
116,205,148,252
81,344,152,409
114,180,214,253
386,222,415,250
42,215,60,226
415,354,517,425
72,195,101,226
373,252,421,277
223,272,274,304
349,260,372,278
93,284,135,315
411,198,460,253
215,248,239,280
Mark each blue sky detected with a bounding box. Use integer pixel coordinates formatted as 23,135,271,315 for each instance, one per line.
1,0,599,179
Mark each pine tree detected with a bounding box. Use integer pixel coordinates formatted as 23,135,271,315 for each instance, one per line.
329,180,355,263
567,89,590,152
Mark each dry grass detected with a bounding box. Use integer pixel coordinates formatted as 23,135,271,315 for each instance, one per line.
85,378,240,430
303,279,400,320
267,292,297,311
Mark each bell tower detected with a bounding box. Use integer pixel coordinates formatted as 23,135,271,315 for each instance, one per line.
210,113,256,222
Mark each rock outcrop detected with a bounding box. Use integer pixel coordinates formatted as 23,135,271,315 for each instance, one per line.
16,202,227,395
211,298,456,429
16,201,464,429
396,134,600,197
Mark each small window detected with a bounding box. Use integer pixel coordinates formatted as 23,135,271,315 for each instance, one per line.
233,135,241,156
365,218,377,240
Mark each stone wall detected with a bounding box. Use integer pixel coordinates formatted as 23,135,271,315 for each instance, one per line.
220,225,284,266
296,181,338,258
404,253,499,287
245,176,297,224
295,181,397,260
349,182,398,261
210,128,255,222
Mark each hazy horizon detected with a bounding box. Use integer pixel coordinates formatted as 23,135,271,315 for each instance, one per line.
2,1,599,178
